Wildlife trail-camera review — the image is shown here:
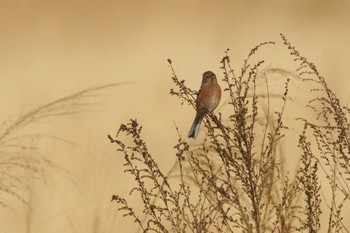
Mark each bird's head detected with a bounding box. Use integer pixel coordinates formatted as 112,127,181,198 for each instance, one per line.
201,71,217,86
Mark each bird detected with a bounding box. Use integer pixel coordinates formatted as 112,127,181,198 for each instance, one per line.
187,71,221,139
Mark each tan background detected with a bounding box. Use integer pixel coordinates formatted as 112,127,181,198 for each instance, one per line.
0,0,349,232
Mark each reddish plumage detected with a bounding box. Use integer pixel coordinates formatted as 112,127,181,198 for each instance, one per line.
188,71,221,139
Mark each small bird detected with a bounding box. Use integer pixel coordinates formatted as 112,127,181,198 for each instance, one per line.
188,71,221,139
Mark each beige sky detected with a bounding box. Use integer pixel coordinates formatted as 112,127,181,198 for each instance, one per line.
0,0,349,232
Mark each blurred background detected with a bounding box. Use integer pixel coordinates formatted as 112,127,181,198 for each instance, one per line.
0,0,349,232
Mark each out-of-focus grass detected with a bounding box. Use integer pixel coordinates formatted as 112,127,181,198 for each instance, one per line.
0,83,127,232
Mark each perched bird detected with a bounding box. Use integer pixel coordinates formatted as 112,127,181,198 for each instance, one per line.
187,71,221,139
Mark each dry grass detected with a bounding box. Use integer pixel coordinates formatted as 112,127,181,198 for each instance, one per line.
0,83,127,210
110,34,350,232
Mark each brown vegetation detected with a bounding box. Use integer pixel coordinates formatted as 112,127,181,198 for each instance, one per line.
110,34,350,232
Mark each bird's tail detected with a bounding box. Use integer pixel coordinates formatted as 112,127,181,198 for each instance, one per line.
187,113,203,139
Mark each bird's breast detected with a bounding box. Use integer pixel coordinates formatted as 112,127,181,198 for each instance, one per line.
196,83,221,114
